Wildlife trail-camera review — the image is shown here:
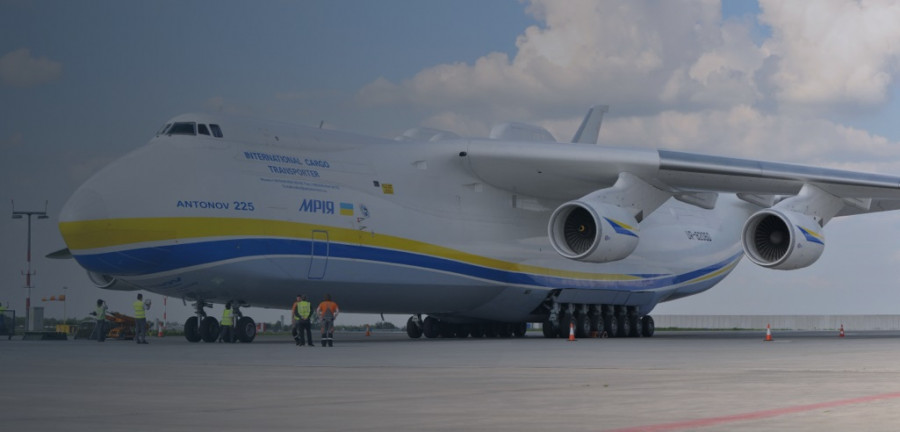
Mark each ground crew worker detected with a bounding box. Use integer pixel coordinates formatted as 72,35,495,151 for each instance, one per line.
295,295,313,347
290,294,302,345
218,302,234,343
90,299,108,342
133,293,150,344
316,294,339,347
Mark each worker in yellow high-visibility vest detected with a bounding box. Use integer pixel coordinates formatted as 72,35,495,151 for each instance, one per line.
133,293,150,344
218,302,234,343
295,295,313,347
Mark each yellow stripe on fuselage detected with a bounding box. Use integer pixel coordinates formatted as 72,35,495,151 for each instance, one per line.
59,217,644,282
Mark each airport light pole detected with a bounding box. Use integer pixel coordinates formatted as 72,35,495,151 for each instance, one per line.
11,200,49,332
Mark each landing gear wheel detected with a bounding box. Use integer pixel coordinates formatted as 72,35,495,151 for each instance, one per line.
497,323,513,338
470,323,485,338
616,315,631,338
199,316,219,343
641,315,655,337
422,316,439,339
542,319,558,338
236,316,257,342
455,324,470,338
628,315,641,338
513,322,527,338
575,313,591,338
184,316,201,342
406,316,423,339
603,315,618,338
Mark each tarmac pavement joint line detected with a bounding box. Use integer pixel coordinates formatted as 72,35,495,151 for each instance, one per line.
604,391,900,432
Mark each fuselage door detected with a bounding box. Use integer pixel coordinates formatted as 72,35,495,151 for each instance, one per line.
308,230,329,279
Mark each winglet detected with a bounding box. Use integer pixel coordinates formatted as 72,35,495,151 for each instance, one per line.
571,105,609,144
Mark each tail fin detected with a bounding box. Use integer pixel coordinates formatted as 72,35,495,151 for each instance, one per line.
571,105,609,144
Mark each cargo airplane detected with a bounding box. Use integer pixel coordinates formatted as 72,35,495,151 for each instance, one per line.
54,106,900,342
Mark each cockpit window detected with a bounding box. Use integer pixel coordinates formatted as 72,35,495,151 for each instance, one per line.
198,124,211,136
210,124,224,138
168,122,197,136
156,123,172,136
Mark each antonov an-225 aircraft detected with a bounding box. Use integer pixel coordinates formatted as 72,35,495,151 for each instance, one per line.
55,106,900,343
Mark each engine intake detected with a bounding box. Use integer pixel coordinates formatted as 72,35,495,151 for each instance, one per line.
548,200,639,263
741,209,825,270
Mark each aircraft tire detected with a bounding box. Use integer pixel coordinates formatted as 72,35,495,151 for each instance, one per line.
199,316,219,343
513,322,527,338
470,323,485,338
236,316,257,343
184,316,201,342
497,323,513,338
542,320,557,338
575,313,591,338
628,315,641,338
406,316,422,339
616,315,630,338
641,316,655,337
603,315,618,338
422,316,439,338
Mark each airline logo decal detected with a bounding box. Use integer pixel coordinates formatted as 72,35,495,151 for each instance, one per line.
798,226,825,245
298,199,358,217
603,217,638,238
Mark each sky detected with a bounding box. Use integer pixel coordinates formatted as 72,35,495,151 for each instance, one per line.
5,0,900,327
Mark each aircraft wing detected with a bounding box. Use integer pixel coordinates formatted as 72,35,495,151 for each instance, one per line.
463,140,900,216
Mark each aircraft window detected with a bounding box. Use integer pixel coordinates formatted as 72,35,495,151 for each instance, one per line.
168,122,197,136
156,123,171,136
198,124,211,136
210,124,224,138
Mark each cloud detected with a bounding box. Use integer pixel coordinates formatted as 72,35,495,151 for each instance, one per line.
350,0,900,174
0,48,62,88
758,0,900,109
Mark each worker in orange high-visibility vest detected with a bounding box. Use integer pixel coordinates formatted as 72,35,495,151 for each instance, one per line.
315,294,339,347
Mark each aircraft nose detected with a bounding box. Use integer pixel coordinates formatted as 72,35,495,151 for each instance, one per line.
58,166,170,277
59,180,107,248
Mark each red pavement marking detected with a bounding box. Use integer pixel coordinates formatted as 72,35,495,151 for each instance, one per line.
606,392,900,432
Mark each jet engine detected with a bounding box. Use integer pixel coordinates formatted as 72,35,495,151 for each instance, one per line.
548,200,639,263
741,209,825,270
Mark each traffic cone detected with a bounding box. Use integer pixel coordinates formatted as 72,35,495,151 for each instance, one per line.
365,324,371,337
568,322,576,341
839,324,845,338
764,323,773,342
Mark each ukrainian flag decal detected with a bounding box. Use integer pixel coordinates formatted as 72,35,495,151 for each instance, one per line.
604,217,638,238
339,202,354,216
798,226,824,245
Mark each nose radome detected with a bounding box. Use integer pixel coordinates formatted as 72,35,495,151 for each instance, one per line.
60,184,109,223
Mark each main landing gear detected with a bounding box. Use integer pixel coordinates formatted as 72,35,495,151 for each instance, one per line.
183,300,257,343
542,303,655,339
405,315,528,339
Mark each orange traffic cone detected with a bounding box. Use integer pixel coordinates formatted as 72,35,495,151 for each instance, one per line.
365,324,371,336
839,324,845,338
568,322,576,341
764,323,773,342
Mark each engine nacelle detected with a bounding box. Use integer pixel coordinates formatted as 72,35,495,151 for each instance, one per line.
741,209,825,270
548,200,639,263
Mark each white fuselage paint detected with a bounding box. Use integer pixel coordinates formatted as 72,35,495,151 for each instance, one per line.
59,113,755,322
